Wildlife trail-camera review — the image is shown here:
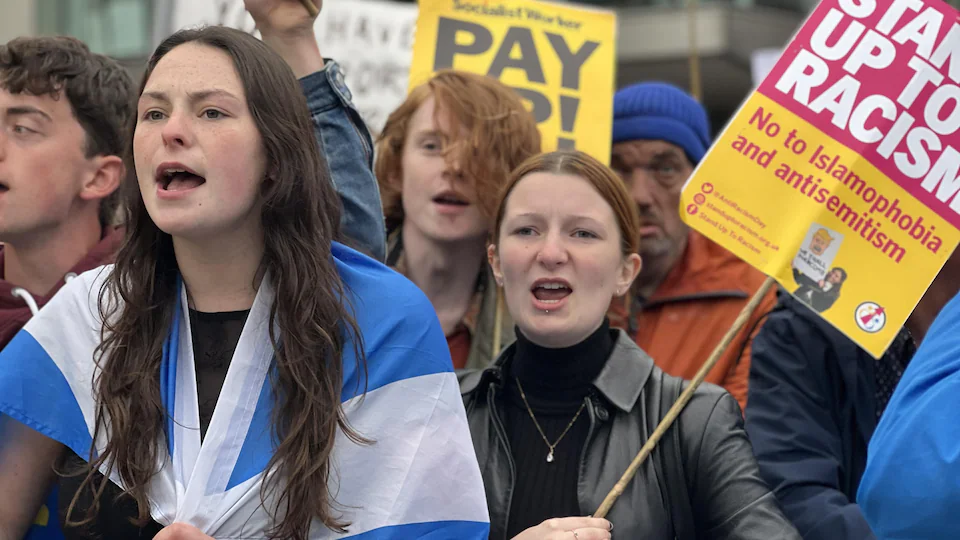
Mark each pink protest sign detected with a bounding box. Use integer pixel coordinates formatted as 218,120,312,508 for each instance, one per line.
679,0,960,356
759,0,960,229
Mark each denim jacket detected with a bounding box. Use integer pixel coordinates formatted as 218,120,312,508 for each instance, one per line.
300,60,386,262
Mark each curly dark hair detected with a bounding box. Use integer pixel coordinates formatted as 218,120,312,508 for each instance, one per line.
0,36,134,226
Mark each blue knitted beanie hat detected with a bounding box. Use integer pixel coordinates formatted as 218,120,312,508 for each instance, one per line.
612,82,712,164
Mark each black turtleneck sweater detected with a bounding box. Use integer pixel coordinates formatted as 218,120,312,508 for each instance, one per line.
502,319,614,538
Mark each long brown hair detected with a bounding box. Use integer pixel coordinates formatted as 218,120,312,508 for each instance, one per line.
493,150,642,257
66,26,366,540
375,70,542,233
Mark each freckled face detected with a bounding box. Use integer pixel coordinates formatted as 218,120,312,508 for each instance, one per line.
134,43,266,240
396,96,487,245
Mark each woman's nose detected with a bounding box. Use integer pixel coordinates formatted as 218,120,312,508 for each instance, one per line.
160,111,193,148
536,234,569,267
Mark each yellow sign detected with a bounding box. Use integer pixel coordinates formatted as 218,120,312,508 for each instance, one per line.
681,95,959,358
409,0,617,163
681,0,960,358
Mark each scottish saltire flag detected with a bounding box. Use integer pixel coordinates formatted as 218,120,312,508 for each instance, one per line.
0,242,490,538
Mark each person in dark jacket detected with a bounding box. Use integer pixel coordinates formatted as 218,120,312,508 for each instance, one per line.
745,291,915,539
460,150,800,540
748,242,960,539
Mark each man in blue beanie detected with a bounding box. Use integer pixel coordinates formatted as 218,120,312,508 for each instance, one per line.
607,82,776,412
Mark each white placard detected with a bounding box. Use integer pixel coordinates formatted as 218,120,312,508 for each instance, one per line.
160,0,418,135
750,47,782,88
793,222,844,282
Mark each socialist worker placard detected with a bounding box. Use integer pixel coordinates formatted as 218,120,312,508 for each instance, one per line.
408,0,617,164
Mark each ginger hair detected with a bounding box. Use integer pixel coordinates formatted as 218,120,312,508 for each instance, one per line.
493,150,641,258
375,70,542,233
814,228,834,243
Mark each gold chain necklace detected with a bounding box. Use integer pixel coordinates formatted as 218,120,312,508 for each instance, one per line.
515,377,587,463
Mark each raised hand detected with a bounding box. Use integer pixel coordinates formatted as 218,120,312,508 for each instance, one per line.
243,0,321,37
243,0,324,79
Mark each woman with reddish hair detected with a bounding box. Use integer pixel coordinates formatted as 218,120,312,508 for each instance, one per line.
461,150,801,539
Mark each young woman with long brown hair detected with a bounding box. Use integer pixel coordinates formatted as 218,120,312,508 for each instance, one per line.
0,2,488,539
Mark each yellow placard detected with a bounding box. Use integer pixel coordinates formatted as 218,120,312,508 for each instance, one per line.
681,93,960,357
409,0,617,164
680,0,960,358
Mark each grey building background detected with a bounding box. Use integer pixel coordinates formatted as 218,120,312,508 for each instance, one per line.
4,0,955,133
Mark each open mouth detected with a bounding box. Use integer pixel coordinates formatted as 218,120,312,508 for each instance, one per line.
531,280,572,304
432,192,469,206
0,183,8,193
157,164,206,192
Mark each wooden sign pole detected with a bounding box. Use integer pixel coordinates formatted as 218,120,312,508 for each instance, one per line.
300,0,320,17
593,276,776,518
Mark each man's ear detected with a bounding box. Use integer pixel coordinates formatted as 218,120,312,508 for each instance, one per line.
79,155,124,203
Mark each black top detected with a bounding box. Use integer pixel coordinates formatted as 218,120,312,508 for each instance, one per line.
501,319,614,538
58,309,247,539
192,309,248,438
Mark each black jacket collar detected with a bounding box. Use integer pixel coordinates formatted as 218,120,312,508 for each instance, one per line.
460,329,655,413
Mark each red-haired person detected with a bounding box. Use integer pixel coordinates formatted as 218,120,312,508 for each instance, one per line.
376,71,542,369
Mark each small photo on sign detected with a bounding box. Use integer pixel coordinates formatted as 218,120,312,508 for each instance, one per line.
792,223,846,313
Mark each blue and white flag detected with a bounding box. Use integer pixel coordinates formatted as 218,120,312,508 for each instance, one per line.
0,243,490,538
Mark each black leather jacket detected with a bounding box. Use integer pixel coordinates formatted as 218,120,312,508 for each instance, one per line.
459,330,801,540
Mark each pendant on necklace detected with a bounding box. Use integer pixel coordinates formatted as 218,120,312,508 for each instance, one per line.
546,451,555,463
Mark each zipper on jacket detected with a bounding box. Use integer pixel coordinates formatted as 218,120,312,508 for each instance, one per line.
487,383,518,540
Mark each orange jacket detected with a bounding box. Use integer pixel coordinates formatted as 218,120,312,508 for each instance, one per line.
609,230,776,412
